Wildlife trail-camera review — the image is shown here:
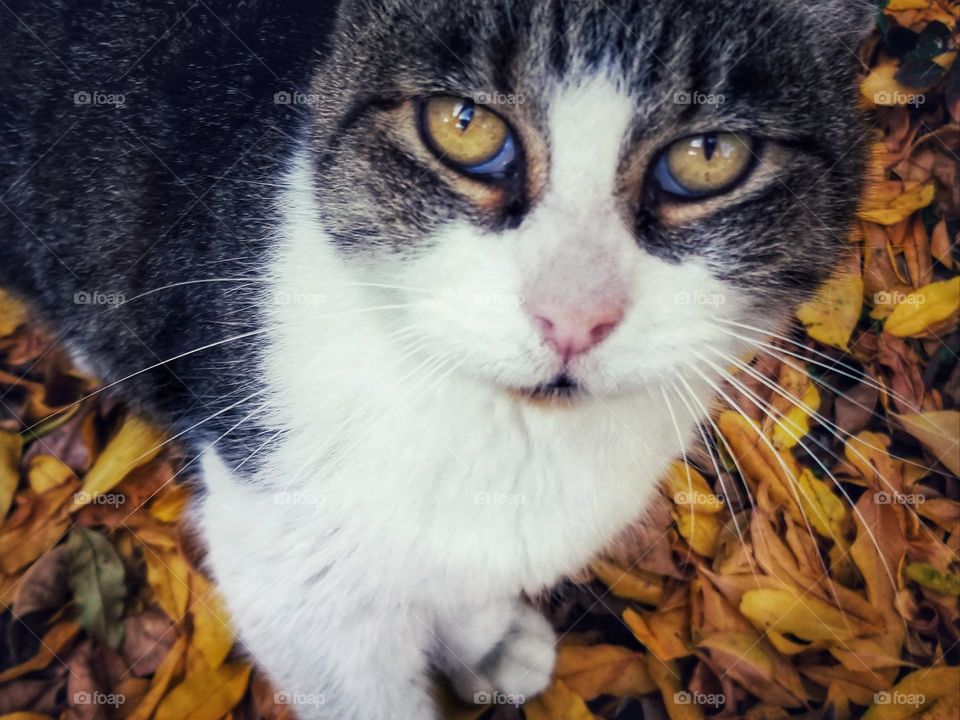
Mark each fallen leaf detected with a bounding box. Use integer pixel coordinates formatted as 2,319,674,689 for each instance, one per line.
65,528,127,649
796,274,864,350
153,661,251,720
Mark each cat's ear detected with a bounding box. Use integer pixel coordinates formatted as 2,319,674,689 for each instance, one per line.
794,0,879,42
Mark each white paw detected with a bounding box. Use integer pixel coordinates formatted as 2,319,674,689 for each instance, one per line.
451,603,556,704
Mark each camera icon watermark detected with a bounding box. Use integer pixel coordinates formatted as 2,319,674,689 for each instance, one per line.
73,90,126,108
73,691,125,707
675,691,725,707
271,290,327,307
473,690,524,706
274,691,326,707
473,291,525,307
874,491,924,507
274,90,321,107
873,691,925,708
474,91,526,106
74,491,126,507
673,91,725,107
273,491,325,509
674,291,726,308
74,290,125,307
674,490,725,506
874,91,925,107
874,290,925,308
473,491,525,506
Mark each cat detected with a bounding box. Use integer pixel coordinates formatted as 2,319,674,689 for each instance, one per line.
0,0,875,718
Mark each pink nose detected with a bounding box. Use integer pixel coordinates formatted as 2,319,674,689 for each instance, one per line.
528,302,624,362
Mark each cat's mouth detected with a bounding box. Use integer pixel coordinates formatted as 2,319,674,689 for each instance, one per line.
509,373,584,405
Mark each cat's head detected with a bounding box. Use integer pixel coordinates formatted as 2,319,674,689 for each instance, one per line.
289,0,874,402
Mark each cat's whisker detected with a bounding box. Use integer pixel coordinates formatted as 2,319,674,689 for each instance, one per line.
716,320,924,413
683,356,865,618
19,327,271,436
690,351,901,597
715,327,949,473
659,385,700,567
666,377,758,575
704,346,945,546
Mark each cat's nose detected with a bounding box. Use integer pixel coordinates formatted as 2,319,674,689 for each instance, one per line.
527,302,624,362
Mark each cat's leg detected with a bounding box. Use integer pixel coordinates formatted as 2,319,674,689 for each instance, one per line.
197,453,440,720
251,603,439,720
434,598,557,707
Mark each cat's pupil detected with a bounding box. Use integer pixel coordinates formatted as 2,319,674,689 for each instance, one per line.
454,101,475,131
703,133,718,161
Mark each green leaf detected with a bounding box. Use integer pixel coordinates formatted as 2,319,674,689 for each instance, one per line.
65,528,127,648
904,563,960,597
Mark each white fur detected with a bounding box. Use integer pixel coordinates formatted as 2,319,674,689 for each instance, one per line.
197,76,758,720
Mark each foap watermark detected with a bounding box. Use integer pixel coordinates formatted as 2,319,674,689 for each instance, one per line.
874,91,925,107
673,490,725,506
474,690,524,706
673,90,725,107
274,90,321,107
74,491,126,507
674,691,725,708
474,91,526,106
874,491,925,507
271,290,327,307
473,291,525,307
74,290,125,307
273,490,325,509
873,691,925,708
274,691,326,708
474,491,525,506
73,90,126,107
874,290,925,308
73,691,125,708
674,291,726,308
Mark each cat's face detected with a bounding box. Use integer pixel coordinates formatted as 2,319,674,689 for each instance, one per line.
299,0,871,401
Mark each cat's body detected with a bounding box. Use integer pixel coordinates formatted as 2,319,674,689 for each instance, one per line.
1,1,873,718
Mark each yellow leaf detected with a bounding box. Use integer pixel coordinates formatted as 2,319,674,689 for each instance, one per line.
859,180,936,225
519,680,596,720
590,558,664,605
796,468,847,542
885,0,931,9
144,548,191,621
771,382,820,450
555,644,654,701
918,692,959,719
740,589,872,642
187,573,236,671
154,661,251,720
0,431,22,525
883,278,960,337
150,482,189,522
0,289,27,336
126,634,187,720
74,416,166,509
863,666,959,720
674,506,722,557
27,455,75,493
646,657,704,720
0,714,56,720
896,411,960,476
797,274,863,350
623,607,689,661
663,461,724,512
860,61,925,108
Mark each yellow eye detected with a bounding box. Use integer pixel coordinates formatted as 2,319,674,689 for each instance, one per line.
420,97,517,177
655,133,755,198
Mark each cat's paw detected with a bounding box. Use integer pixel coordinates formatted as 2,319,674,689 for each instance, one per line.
448,602,556,704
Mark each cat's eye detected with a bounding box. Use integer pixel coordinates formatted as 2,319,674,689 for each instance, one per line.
653,132,755,199
419,97,518,179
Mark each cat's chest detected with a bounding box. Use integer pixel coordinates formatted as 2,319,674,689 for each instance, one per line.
265,390,685,596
